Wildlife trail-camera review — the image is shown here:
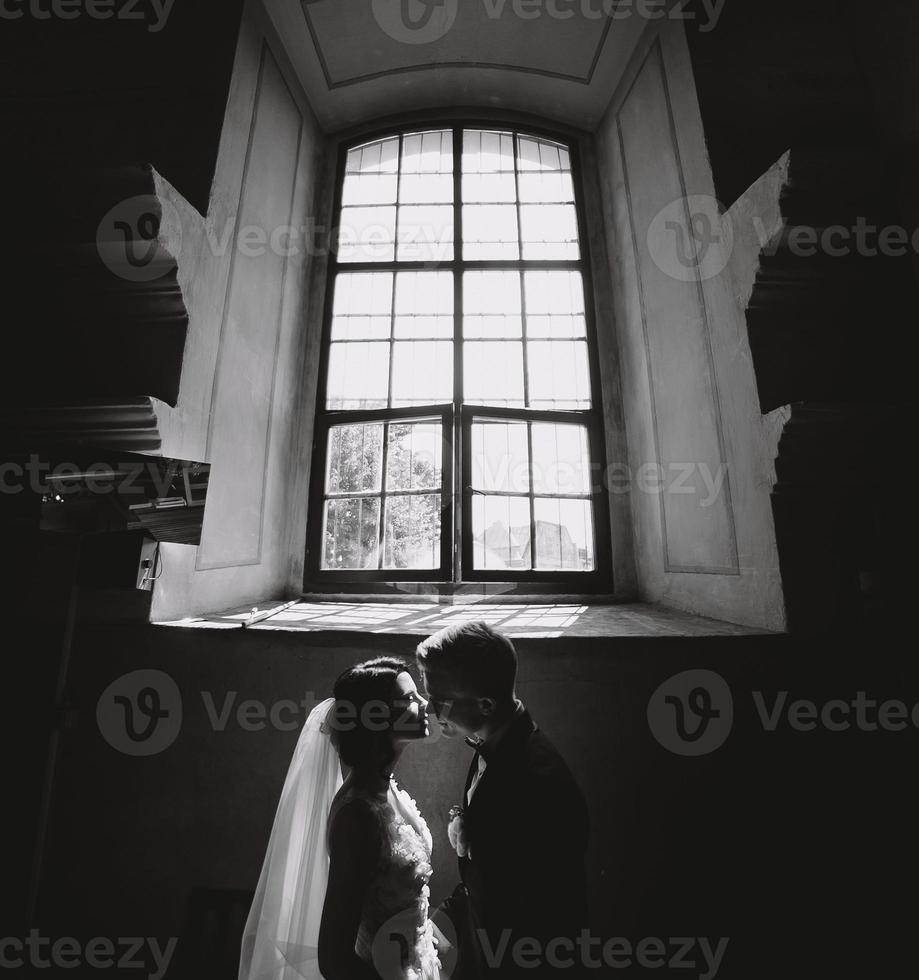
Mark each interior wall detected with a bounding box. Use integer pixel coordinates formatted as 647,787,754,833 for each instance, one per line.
579,139,639,600
845,0,919,289
148,0,326,621
35,623,913,978
593,21,785,630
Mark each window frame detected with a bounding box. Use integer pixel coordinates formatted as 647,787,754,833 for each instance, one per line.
305,117,612,593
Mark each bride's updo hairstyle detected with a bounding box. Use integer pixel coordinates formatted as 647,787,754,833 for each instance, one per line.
330,657,408,773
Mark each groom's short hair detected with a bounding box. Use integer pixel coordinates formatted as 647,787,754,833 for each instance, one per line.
416,621,517,700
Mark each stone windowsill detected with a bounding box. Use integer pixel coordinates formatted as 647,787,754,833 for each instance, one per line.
157,598,773,638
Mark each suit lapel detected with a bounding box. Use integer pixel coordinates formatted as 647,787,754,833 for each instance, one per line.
465,708,537,818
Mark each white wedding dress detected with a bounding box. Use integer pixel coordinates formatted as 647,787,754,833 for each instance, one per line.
347,780,441,980
239,699,440,980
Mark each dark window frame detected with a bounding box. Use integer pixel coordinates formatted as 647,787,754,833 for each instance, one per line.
305,118,612,593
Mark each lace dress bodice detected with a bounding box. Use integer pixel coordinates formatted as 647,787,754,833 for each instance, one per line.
341,781,441,980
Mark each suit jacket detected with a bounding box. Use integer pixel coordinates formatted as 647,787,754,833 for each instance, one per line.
443,707,589,979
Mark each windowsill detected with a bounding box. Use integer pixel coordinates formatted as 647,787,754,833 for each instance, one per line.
157,598,774,638
302,583,616,603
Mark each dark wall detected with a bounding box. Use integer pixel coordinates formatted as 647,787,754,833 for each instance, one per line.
1,2,245,214
686,1,875,208
25,623,916,978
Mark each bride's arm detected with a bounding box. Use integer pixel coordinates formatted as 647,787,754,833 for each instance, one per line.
318,801,383,980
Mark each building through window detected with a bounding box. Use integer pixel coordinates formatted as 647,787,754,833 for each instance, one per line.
307,124,610,588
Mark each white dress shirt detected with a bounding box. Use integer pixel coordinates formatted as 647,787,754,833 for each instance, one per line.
465,699,524,805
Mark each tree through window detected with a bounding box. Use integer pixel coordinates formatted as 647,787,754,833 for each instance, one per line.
307,124,610,587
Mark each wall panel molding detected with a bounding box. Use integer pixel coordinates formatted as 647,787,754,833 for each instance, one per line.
197,40,306,571
616,39,739,575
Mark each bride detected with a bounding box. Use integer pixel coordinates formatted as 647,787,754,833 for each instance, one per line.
239,657,441,980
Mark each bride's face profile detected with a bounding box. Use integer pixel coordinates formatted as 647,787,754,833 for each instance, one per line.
392,671,430,743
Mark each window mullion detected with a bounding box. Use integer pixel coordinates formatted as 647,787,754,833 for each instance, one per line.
452,125,464,583
374,138,404,571
376,421,390,569
512,134,538,571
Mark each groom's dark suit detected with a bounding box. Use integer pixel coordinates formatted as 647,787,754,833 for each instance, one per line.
441,705,589,979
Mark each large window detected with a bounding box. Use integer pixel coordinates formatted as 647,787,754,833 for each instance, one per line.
307,124,610,588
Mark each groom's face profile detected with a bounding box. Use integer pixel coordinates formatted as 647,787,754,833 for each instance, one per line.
418,665,493,740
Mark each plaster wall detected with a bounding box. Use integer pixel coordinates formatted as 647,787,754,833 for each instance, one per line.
35,623,909,978
148,0,327,621
594,22,785,630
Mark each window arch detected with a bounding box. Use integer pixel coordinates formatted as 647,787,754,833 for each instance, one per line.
307,122,611,589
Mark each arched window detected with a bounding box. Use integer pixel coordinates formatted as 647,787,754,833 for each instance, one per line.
307,123,610,589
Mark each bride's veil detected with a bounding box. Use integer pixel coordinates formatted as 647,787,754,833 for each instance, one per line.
239,697,342,980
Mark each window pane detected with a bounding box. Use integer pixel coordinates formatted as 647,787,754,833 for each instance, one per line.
394,271,453,338
463,130,514,170
391,341,453,407
342,172,398,206
326,423,384,494
337,206,396,262
347,136,400,174
462,130,516,203
517,136,568,171
463,271,522,338
326,341,390,409
534,497,594,570
397,204,454,261
518,170,575,204
517,136,574,203
519,204,579,259
471,420,530,493
400,130,453,204
322,497,381,569
472,494,531,570
342,137,399,207
383,494,441,569
526,340,591,409
401,131,453,174
530,423,591,494
524,271,586,338
332,273,393,340
387,422,443,491
463,172,517,203
400,173,454,204
462,205,519,260
464,341,525,407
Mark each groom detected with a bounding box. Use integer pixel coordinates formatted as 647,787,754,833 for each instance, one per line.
416,622,589,979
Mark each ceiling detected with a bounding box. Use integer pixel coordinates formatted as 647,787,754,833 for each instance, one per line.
263,0,649,132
